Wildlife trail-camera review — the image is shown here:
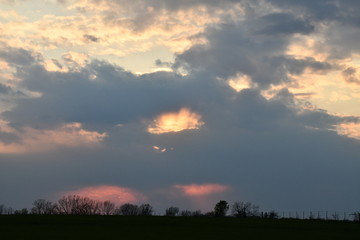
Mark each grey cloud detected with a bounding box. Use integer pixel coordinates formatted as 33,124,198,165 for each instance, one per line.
2,60,230,131
0,83,25,97
266,0,360,59
1,86,360,212
281,57,333,75
342,67,360,84
51,59,63,69
93,0,244,32
255,13,315,36
0,131,20,144
268,0,360,26
0,47,38,67
0,83,12,95
155,59,172,68
83,34,100,43
174,22,332,88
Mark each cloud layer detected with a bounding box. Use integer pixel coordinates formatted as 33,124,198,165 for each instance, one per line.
0,0,360,213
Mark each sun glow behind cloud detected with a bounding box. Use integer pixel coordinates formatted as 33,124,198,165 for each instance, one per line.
62,185,146,205
148,108,204,134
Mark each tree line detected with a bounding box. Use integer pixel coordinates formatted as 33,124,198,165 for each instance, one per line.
1,196,359,222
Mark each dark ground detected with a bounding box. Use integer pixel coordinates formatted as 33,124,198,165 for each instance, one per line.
0,215,359,240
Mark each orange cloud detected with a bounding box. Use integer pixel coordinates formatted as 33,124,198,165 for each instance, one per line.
174,184,229,196
226,73,256,92
62,185,146,205
148,108,204,134
336,122,360,140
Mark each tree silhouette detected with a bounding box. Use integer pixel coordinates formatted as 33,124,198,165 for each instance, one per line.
31,199,57,215
214,200,229,217
116,203,139,216
57,195,101,215
231,201,259,218
101,201,116,215
139,204,153,216
165,206,179,216
180,210,192,217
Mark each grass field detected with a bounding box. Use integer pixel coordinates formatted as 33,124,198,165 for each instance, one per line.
0,215,359,240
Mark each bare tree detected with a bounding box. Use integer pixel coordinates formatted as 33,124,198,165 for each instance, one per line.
0,204,4,215
57,195,77,214
31,199,57,215
139,204,153,216
14,208,29,215
268,210,278,219
116,203,139,216
101,201,116,215
57,195,100,215
231,201,259,218
191,210,202,216
352,212,360,222
165,206,179,216
180,210,192,217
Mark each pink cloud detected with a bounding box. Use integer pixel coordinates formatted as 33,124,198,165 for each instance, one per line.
62,185,146,205
174,184,230,197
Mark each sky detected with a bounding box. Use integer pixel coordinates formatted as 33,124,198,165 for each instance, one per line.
0,0,360,214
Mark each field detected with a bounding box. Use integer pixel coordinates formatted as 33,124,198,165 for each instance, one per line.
0,215,359,240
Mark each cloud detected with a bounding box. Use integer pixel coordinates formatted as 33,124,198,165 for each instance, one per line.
174,184,229,197
83,34,99,43
61,185,147,205
336,122,360,140
342,67,360,84
254,12,315,36
0,83,12,95
148,108,204,134
0,122,107,154
0,46,38,67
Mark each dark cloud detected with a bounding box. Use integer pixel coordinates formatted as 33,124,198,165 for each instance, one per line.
174,22,332,88
83,34,100,43
268,0,360,25
0,47,38,67
266,0,360,58
1,82,359,211
254,13,315,36
0,83,12,95
2,60,230,131
342,67,360,84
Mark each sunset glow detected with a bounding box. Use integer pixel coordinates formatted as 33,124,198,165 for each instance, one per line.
148,108,204,134
174,184,229,197
62,185,146,205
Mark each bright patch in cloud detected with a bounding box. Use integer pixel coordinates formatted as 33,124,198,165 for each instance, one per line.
148,108,204,134
62,185,146,205
153,145,167,153
337,122,360,140
174,184,229,196
227,73,255,92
